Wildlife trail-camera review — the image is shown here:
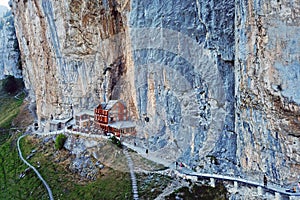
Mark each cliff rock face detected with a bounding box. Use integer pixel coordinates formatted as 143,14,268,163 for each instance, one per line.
11,0,299,185
12,0,133,125
0,5,8,16
0,8,21,79
236,0,300,184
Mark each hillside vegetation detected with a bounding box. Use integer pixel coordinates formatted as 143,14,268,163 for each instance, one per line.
0,80,133,200
0,77,134,199
0,77,25,144
0,76,228,199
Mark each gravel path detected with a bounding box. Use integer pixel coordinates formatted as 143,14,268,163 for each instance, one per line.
17,135,54,200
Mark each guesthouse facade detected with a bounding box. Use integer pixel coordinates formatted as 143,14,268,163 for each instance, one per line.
94,100,135,136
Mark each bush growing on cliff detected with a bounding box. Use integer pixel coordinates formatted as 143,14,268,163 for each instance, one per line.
55,134,67,150
3,76,24,94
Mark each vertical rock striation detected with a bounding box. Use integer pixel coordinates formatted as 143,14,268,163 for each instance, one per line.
236,0,300,183
129,0,236,174
11,0,134,129
0,8,21,79
11,0,299,185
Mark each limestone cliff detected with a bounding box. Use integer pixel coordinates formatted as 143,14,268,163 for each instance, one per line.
235,0,300,184
0,5,8,16
11,0,299,186
0,8,21,79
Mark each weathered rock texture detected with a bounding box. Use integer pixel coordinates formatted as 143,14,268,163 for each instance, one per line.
0,8,21,79
235,0,300,185
0,5,8,16
11,0,299,185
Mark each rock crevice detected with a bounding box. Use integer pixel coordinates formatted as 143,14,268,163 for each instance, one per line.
10,0,300,186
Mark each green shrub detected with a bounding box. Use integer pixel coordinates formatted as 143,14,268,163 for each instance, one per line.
109,135,122,148
3,76,24,94
55,134,67,150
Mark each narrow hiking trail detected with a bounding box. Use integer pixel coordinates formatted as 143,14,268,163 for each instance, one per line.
123,147,139,200
17,135,54,200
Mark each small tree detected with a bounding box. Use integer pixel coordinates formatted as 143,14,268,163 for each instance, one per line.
55,134,67,150
3,76,24,94
109,135,122,148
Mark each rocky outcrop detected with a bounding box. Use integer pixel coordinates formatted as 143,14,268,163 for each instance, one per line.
235,0,300,185
64,136,100,180
11,0,133,128
0,8,21,79
0,5,8,16
11,0,299,186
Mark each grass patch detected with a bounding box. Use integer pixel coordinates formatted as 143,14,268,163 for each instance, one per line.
0,77,25,144
17,135,133,200
129,150,167,171
0,96,24,129
0,77,41,199
0,79,132,200
165,182,228,200
67,169,132,200
0,134,45,200
137,173,172,200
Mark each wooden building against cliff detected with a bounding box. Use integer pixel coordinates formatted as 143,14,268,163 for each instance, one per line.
94,100,136,137
75,110,94,128
49,117,73,132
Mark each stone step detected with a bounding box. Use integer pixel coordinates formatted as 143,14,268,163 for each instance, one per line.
134,194,139,198
123,148,139,200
